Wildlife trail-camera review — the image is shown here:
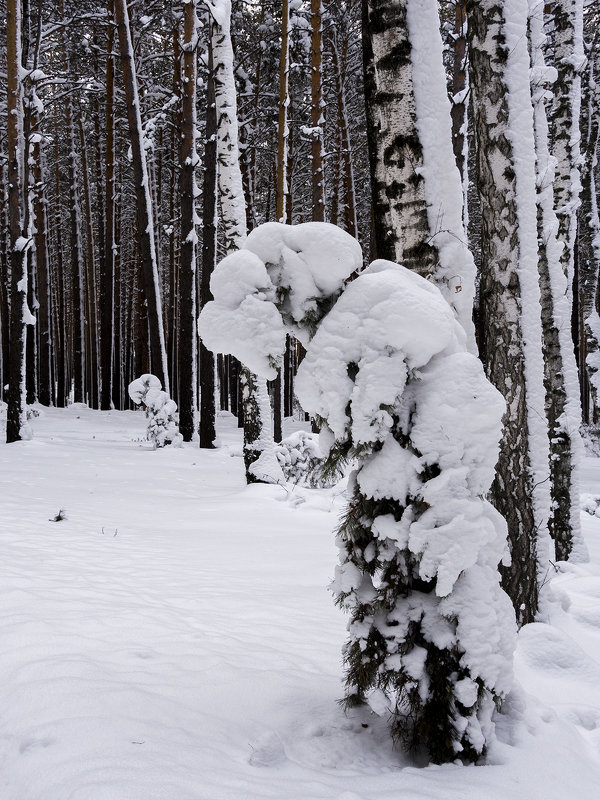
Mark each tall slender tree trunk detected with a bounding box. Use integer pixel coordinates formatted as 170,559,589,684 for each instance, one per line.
178,0,199,442
114,0,169,393
30,94,52,406
529,0,585,564
199,31,217,450
210,0,282,483
310,0,325,221
6,0,30,442
468,0,551,624
101,0,115,410
276,0,290,225
79,114,99,409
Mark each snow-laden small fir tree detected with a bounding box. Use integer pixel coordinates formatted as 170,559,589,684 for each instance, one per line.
197,222,516,762
128,374,183,449
295,260,516,762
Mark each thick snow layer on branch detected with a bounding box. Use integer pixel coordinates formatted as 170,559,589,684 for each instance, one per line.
244,222,363,340
197,222,362,376
295,260,463,445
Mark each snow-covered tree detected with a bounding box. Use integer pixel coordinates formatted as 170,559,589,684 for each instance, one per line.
198,221,516,762
128,374,183,448
529,0,586,563
6,0,33,443
206,0,281,483
468,0,552,624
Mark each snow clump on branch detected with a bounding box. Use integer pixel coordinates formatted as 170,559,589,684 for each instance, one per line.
128,374,183,448
197,222,363,378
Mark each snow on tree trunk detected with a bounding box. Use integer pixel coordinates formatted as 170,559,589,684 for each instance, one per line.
551,0,584,306
208,0,281,484
310,0,325,222
276,0,290,224
581,58,600,413
363,0,476,348
6,0,32,443
199,30,218,450
114,0,170,396
468,0,552,624
529,0,586,564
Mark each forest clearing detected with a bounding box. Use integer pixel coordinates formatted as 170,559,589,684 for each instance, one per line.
0,405,600,799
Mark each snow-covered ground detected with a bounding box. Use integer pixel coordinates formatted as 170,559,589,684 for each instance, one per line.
1,405,600,799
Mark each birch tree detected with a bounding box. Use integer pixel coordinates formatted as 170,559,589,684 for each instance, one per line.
362,0,476,347
529,0,586,564
209,0,282,483
468,0,552,624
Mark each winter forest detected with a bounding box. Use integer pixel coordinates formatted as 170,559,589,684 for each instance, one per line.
2,0,600,796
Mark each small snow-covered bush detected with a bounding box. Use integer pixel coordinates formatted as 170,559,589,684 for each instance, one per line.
128,374,183,449
274,430,337,487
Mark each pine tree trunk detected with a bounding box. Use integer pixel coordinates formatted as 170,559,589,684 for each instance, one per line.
276,0,290,224
178,0,199,442
114,0,169,394
0,166,9,402
100,0,115,410
30,99,52,406
310,0,325,221
79,115,99,409
6,0,29,442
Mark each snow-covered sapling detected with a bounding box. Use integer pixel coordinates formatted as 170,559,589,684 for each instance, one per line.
128,374,183,449
274,430,333,488
296,261,516,763
198,222,516,763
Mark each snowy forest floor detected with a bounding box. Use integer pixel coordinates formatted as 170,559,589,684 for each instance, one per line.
1,406,600,800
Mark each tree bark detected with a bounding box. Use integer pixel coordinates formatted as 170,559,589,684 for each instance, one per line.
178,0,199,442
6,0,30,442
114,0,169,394
468,0,551,624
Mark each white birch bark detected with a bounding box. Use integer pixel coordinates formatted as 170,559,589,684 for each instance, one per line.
208,0,283,484
405,0,476,350
469,0,551,624
529,0,586,563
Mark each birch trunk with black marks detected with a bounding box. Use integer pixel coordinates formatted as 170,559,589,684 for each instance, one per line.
468,0,551,624
210,0,281,483
530,0,585,564
361,0,436,272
